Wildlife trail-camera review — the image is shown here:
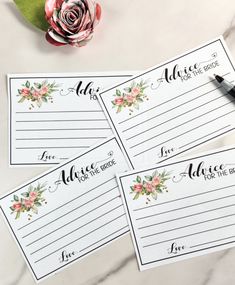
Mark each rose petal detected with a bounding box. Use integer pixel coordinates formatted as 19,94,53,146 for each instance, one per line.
84,0,95,21
45,31,67,46
47,28,69,44
48,18,66,37
45,0,57,20
94,3,101,26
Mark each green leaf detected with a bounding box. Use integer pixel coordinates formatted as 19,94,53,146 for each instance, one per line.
116,89,122,96
21,192,29,198
15,211,20,219
25,80,30,88
133,193,140,200
117,106,122,113
14,0,50,32
14,195,19,202
136,176,141,183
41,97,48,102
18,97,26,103
144,175,152,182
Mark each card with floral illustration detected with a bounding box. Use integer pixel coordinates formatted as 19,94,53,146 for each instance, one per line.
0,137,130,282
117,145,235,271
98,37,235,169
8,72,134,166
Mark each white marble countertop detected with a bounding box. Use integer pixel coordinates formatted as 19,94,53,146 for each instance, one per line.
1,0,235,284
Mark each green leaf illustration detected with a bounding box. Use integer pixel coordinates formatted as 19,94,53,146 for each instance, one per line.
14,0,49,32
14,195,19,202
16,211,20,219
136,176,141,183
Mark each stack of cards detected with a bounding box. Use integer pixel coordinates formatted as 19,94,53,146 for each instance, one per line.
1,36,235,282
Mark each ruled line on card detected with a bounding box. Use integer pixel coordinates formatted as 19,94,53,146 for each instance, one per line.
138,203,235,230
16,128,111,132
178,125,231,149
16,146,89,150
34,213,126,263
140,212,235,239
29,204,124,254
143,222,235,248
16,119,107,123
118,72,230,125
16,110,103,114
158,127,235,164
130,99,235,149
190,236,235,249
134,184,235,212
124,87,230,135
79,226,129,252
22,186,119,238
26,196,122,247
136,191,235,221
16,137,107,141
18,177,116,231
133,109,235,158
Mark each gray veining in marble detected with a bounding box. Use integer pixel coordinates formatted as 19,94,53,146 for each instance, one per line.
1,0,235,284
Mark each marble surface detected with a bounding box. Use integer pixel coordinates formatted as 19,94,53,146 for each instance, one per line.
1,0,235,284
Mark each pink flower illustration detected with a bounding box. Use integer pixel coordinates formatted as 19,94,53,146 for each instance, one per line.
114,97,124,106
131,87,140,96
13,202,22,211
10,183,47,220
112,80,149,114
45,0,101,47
40,86,49,95
133,183,143,193
24,199,33,209
32,90,42,98
152,176,161,187
126,94,135,103
21,88,30,97
130,171,170,202
17,80,59,109
29,191,38,201
144,182,153,193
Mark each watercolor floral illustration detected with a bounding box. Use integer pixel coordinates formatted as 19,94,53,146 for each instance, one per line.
17,80,60,109
130,170,170,203
10,183,47,220
112,80,149,114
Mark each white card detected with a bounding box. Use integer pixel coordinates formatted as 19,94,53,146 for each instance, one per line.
98,37,235,169
0,137,129,282
9,72,133,166
117,146,235,270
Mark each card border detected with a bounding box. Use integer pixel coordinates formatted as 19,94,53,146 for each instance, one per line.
8,73,133,166
118,145,235,268
1,136,129,281
98,37,235,169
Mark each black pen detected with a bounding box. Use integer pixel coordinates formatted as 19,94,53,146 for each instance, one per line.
214,74,235,98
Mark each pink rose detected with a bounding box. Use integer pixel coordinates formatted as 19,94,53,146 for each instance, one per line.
40,86,48,95
152,176,160,187
133,183,143,193
131,87,141,96
126,94,135,103
32,90,41,98
24,199,33,208
45,0,101,47
144,182,153,193
13,202,22,211
29,191,38,201
21,88,30,97
114,97,124,106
